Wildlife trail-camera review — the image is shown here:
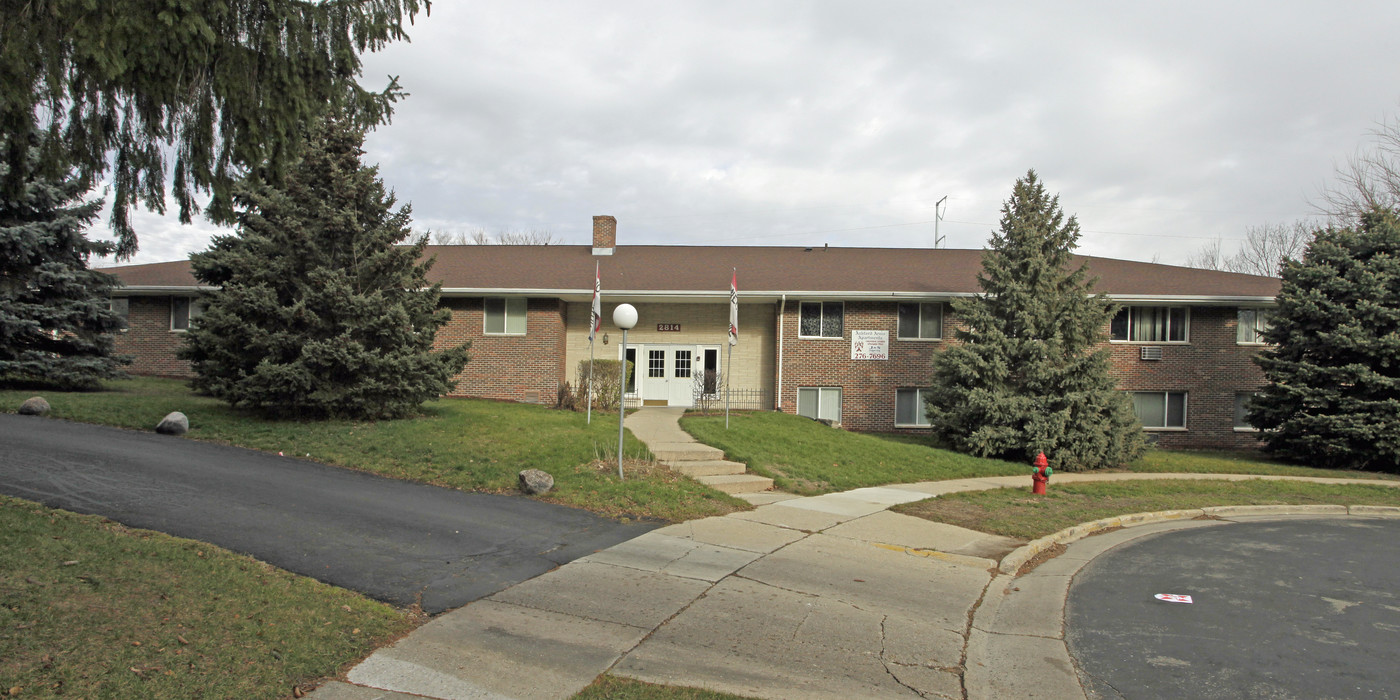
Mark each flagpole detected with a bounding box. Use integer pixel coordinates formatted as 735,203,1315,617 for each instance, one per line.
727,268,736,430
588,262,601,424
587,339,594,424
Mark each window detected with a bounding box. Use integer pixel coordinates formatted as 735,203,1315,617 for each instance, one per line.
797,387,842,422
1237,308,1271,344
648,350,665,378
170,297,204,332
674,350,691,378
1234,393,1259,431
1131,391,1187,429
484,297,527,335
799,302,843,338
110,298,129,332
896,388,932,426
1111,306,1188,342
897,303,943,340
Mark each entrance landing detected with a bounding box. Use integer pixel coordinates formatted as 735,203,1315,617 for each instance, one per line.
624,408,773,495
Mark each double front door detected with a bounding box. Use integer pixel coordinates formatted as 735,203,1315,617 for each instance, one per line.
626,344,720,407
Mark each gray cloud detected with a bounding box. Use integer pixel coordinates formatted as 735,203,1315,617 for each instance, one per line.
104,1,1400,269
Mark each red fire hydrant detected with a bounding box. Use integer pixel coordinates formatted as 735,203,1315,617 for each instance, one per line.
1031,452,1052,495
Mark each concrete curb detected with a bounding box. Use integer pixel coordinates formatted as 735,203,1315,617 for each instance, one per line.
996,504,1400,576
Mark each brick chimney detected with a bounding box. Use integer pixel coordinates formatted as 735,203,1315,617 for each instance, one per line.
592,215,616,255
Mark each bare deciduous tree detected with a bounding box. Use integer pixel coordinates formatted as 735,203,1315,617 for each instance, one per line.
1318,112,1400,223
426,228,560,245
1185,221,1316,277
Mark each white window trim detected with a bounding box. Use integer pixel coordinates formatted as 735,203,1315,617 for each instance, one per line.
170,296,204,333
1233,392,1262,432
895,387,933,427
1131,390,1188,430
1236,308,1272,346
896,303,944,341
1110,306,1191,344
797,386,842,421
484,297,527,336
110,298,130,332
798,301,844,339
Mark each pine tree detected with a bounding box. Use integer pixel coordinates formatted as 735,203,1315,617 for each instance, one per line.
924,170,1145,470
0,136,129,389
178,116,468,420
1,0,428,257
1248,209,1400,472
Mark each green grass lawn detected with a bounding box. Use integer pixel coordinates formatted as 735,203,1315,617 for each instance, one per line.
0,378,746,523
0,495,415,699
681,411,1027,494
681,411,1397,495
892,479,1400,540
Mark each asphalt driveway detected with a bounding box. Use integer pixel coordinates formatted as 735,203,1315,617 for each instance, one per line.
0,413,655,613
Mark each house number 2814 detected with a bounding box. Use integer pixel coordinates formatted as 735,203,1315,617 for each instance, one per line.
657,323,681,332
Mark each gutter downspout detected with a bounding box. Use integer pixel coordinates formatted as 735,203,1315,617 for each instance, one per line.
776,294,785,411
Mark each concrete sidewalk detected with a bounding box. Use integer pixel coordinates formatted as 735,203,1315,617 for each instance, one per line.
307,465,1400,700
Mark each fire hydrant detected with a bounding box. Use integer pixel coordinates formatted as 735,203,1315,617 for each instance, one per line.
1031,452,1052,495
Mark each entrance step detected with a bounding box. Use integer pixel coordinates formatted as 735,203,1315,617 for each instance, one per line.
664,459,748,477
695,474,775,495
650,442,725,463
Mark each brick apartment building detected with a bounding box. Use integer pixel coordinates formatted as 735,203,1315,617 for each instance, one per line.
105,215,1280,450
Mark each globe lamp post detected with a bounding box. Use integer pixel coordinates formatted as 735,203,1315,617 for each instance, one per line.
613,304,638,480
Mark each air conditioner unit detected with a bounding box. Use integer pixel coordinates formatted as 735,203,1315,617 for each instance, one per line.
1140,346,1163,361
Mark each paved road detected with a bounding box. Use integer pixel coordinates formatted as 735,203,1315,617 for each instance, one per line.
0,414,655,613
1067,517,1400,699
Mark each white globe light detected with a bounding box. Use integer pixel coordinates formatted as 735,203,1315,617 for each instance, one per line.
613,303,638,330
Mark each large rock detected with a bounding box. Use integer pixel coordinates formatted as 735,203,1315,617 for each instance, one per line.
18,397,50,416
155,411,189,435
518,468,555,495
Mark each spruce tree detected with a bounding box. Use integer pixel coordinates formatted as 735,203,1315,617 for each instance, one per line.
0,136,129,389
2,0,428,257
178,116,468,420
925,170,1144,470
1249,209,1400,472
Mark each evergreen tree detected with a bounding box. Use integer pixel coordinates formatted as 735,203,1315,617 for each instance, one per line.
178,116,468,420
1,0,428,257
1249,209,1400,472
924,170,1144,470
0,136,129,389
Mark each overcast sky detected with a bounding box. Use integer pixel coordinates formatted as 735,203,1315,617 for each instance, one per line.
103,1,1400,269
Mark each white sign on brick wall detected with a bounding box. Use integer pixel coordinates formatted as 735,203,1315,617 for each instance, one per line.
851,330,888,360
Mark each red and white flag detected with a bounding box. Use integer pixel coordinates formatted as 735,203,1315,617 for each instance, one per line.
589,262,602,342
728,269,738,346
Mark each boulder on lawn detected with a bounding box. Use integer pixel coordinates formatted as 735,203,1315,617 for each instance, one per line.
18,397,50,416
156,411,189,435
518,468,555,495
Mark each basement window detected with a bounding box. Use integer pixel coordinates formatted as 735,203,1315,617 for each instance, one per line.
895,388,932,427
797,387,842,422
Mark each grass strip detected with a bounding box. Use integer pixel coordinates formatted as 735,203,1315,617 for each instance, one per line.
0,378,747,522
680,411,1025,494
573,675,758,699
682,411,1396,496
0,495,416,699
892,479,1400,540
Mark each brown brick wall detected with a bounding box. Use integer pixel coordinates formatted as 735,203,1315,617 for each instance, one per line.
434,297,566,404
778,301,951,432
113,296,194,377
1107,306,1266,450
776,301,1267,449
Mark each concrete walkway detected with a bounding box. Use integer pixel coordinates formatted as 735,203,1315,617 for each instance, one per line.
309,465,1400,700
624,407,774,494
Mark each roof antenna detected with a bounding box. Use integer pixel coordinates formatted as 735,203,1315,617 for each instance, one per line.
933,195,948,249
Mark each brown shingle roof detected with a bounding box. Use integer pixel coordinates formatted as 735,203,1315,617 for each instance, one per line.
103,245,1281,300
